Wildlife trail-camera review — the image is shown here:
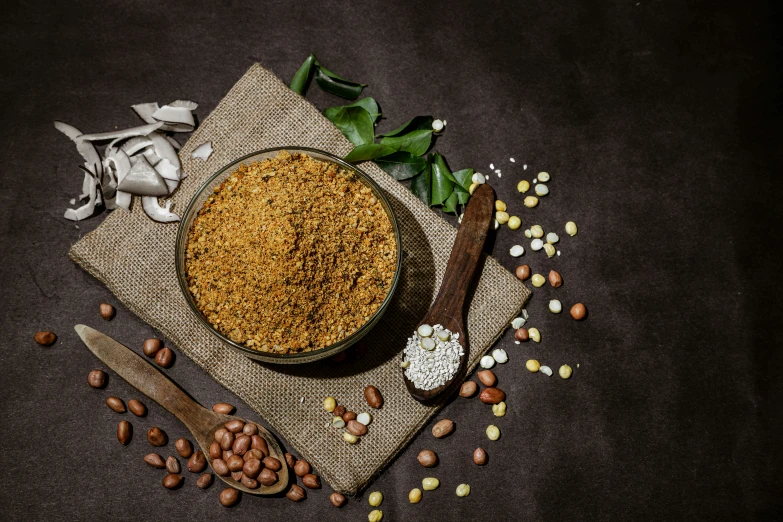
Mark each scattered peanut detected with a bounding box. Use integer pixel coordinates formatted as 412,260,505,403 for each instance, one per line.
515,265,530,280
486,425,500,441
570,303,587,320
422,477,440,491
548,270,563,288
559,364,573,379
456,483,471,497
368,491,383,507
528,328,541,342
409,488,422,503
323,396,336,412
526,359,541,372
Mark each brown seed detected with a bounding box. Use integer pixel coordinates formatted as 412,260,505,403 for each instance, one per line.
286,484,306,502
117,420,132,445
242,423,258,436
106,396,126,413
242,459,262,479
342,411,357,422
284,453,296,469
226,455,244,472
417,450,438,467
333,405,346,417
188,451,207,473
302,473,321,489
346,420,367,436
209,442,222,460
127,399,146,417
514,328,529,342
477,370,497,387
243,449,265,462
364,385,383,409
214,428,228,444
431,419,455,439
175,438,193,458
99,303,115,320
258,468,277,486
154,347,174,368
231,470,243,482
34,331,57,346
459,381,478,397
479,387,506,404
232,435,250,456
515,265,531,281
223,450,234,461
87,369,106,389
570,303,587,320
142,338,162,357
220,431,235,451
219,487,240,507
250,435,269,456
224,419,245,433
294,459,310,477
144,453,166,469
262,456,282,472
241,475,259,489
212,403,235,414
330,492,347,507
212,458,229,476
147,427,167,447
162,474,182,490
166,456,180,474
473,447,488,465
548,270,563,288
196,473,213,489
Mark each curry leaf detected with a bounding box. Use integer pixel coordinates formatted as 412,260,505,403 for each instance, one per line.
410,161,432,206
290,54,317,95
454,185,471,205
315,67,365,100
430,153,455,206
323,106,374,146
375,152,427,180
442,190,460,214
380,129,433,157
326,97,380,123
435,153,457,184
379,116,433,138
344,143,397,163
452,168,474,192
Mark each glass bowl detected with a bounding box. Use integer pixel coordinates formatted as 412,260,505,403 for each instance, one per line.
175,147,402,364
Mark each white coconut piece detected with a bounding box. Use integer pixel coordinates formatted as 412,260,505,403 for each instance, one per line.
147,132,181,170
79,122,164,142
142,196,179,223
118,155,169,196
169,100,198,110
54,121,103,180
115,190,132,211
191,141,213,161
64,173,97,221
120,136,154,156
151,105,195,132
131,102,160,124
155,158,180,193
165,136,182,150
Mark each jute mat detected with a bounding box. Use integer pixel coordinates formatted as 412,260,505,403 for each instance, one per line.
69,63,530,495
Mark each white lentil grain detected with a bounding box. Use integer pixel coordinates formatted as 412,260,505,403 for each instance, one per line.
403,324,464,390
492,348,508,364
509,245,525,257
480,355,495,369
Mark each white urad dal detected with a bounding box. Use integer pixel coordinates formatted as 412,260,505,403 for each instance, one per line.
403,324,464,390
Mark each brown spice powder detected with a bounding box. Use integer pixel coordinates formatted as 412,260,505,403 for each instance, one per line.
184,151,397,353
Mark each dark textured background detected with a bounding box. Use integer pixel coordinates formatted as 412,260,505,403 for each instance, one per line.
1,0,781,520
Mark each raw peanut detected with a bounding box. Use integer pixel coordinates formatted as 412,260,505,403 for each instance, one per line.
117,421,132,445
294,459,310,477
302,474,321,489
223,450,234,461
197,473,213,489
459,381,478,397
473,447,488,465
284,453,296,469
262,456,282,472
87,370,106,389
220,431,235,451
330,492,347,507
99,303,115,320
214,428,228,444
515,265,531,281
242,459,262,479
431,419,454,439
231,470,243,481
342,411,357,422
333,405,346,418
147,427,167,447
188,451,207,473
346,420,367,436
212,403,235,414
417,450,438,467
243,449,264,462
250,435,269,456
548,270,563,288
242,423,258,436
143,338,162,357
364,385,383,408
232,435,251,456
286,484,306,502
226,455,244,472
34,331,56,346
154,347,174,368
219,487,240,507
212,458,229,476
127,399,146,417
479,387,506,404
166,456,180,474
570,303,587,320
144,453,165,468
175,438,193,458
162,474,182,489
224,419,245,433
515,328,529,342
106,397,125,413
241,475,259,489
258,468,277,486
209,442,222,460
477,370,497,387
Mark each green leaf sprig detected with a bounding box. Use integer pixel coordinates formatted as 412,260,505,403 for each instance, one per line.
290,54,366,99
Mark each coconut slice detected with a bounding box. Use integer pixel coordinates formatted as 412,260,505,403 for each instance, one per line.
54,121,103,180
151,105,195,132
119,136,154,156
115,190,132,211
169,100,198,110
191,141,213,161
117,155,169,197
142,196,179,223
165,136,181,150
64,172,98,221
79,122,164,142
154,158,180,194
147,132,180,170
130,102,160,124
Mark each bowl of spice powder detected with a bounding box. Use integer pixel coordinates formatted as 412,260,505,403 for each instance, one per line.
176,148,402,363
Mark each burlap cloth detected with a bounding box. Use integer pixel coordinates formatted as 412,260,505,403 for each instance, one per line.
69,64,530,495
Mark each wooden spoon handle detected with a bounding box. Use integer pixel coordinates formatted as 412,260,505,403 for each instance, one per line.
75,324,214,433
428,183,496,321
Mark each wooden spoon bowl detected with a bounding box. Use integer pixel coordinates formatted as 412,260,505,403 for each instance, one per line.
75,324,289,495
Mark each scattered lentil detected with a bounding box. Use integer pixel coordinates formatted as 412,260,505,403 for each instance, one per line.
526,360,541,372
509,245,524,257
524,196,539,208
368,491,383,507
496,211,510,224
486,425,500,441
480,355,495,369
559,365,573,379
495,200,507,212
508,216,521,230
530,225,544,238
528,328,541,342
540,365,553,376
544,244,556,257
357,412,372,425
323,397,336,413
492,402,507,417
456,484,471,497
546,232,559,244
549,300,562,313
538,172,550,182
511,317,526,329
492,348,508,364
409,488,422,503
368,510,383,522
531,274,546,287
565,221,578,236
517,180,530,193
531,239,544,251
535,184,549,196
422,477,440,491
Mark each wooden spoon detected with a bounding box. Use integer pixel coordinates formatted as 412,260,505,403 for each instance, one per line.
403,183,496,403
74,324,289,495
